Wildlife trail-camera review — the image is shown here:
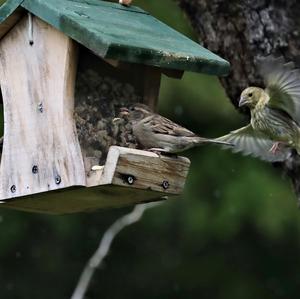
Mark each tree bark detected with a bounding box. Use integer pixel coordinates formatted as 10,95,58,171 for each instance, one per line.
178,0,300,203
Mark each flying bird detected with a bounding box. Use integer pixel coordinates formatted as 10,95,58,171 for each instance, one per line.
217,56,300,162
118,103,233,153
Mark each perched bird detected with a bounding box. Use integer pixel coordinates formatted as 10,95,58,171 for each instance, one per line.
217,56,300,162
118,103,233,153
119,0,132,6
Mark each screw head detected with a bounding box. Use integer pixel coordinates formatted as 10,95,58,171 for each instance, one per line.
32,165,38,174
162,180,169,190
10,185,16,193
55,175,61,185
38,103,43,113
127,175,134,185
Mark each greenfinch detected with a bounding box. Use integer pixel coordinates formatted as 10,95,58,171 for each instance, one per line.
218,56,300,162
119,104,232,153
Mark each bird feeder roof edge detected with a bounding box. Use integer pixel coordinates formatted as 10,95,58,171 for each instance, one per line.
0,0,230,75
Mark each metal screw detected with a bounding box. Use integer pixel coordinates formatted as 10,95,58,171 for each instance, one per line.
162,180,169,190
38,102,43,113
32,165,38,174
55,175,61,185
127,175,134,185
10,185,16,193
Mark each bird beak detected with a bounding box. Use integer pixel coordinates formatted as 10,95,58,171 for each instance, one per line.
239,96,249,107
112,117,121,123
119,107,130,117
113,108,130,123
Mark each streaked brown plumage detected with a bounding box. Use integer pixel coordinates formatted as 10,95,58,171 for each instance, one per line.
119,103,233,153
217,56,300,162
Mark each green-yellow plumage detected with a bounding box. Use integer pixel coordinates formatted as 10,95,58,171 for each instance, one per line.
218,56,300,162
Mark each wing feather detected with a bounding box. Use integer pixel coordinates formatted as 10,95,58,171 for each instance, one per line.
148,115,196,137
217,125,292,162
260,56,300,123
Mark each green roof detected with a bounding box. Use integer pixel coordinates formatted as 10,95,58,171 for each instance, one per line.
0,0,230,75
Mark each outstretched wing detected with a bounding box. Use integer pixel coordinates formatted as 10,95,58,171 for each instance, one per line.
259,56,300,124
217,125,292,162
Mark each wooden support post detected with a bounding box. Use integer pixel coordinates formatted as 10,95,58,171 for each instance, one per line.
143,66,161,111
0,15,86,199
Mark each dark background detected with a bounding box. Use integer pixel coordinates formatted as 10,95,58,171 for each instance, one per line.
0,1,299,298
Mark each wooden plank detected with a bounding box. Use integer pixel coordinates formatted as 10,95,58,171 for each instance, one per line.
0,15,86,199
113,155,189,194
99,146,190,194
2,146,190,214
18,0,230,75
1,185,168,214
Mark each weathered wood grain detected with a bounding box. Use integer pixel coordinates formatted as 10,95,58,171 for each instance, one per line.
3,146,190,214
99,146,190,194
2,185,167,214
0,15,86,199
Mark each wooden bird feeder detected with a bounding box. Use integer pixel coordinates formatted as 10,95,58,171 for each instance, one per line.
0,0,230,214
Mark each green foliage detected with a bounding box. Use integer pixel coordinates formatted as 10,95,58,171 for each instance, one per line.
0,1,299,299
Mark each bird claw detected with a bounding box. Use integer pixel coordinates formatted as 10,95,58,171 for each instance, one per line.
112,117,121,124
148,148,163,157
269,142,281,154
148,148,178,158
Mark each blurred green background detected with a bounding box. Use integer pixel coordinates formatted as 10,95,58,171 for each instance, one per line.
1,1,300,298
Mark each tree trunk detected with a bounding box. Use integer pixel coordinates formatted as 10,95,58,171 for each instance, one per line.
178,0,300,203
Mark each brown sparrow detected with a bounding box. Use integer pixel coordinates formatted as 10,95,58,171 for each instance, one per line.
119,0,132,6
118,103,233,153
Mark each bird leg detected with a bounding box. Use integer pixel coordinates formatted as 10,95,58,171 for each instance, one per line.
148,148,165,152
148,148,178,158
148,148,165,157
269,142,281,154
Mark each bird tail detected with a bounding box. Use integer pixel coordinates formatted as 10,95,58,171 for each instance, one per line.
195,137,234,147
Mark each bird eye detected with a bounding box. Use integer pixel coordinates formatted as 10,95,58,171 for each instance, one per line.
248,93,253,97
129,106,135,111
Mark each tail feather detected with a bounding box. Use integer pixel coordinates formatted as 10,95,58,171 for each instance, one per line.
195,137,234,147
